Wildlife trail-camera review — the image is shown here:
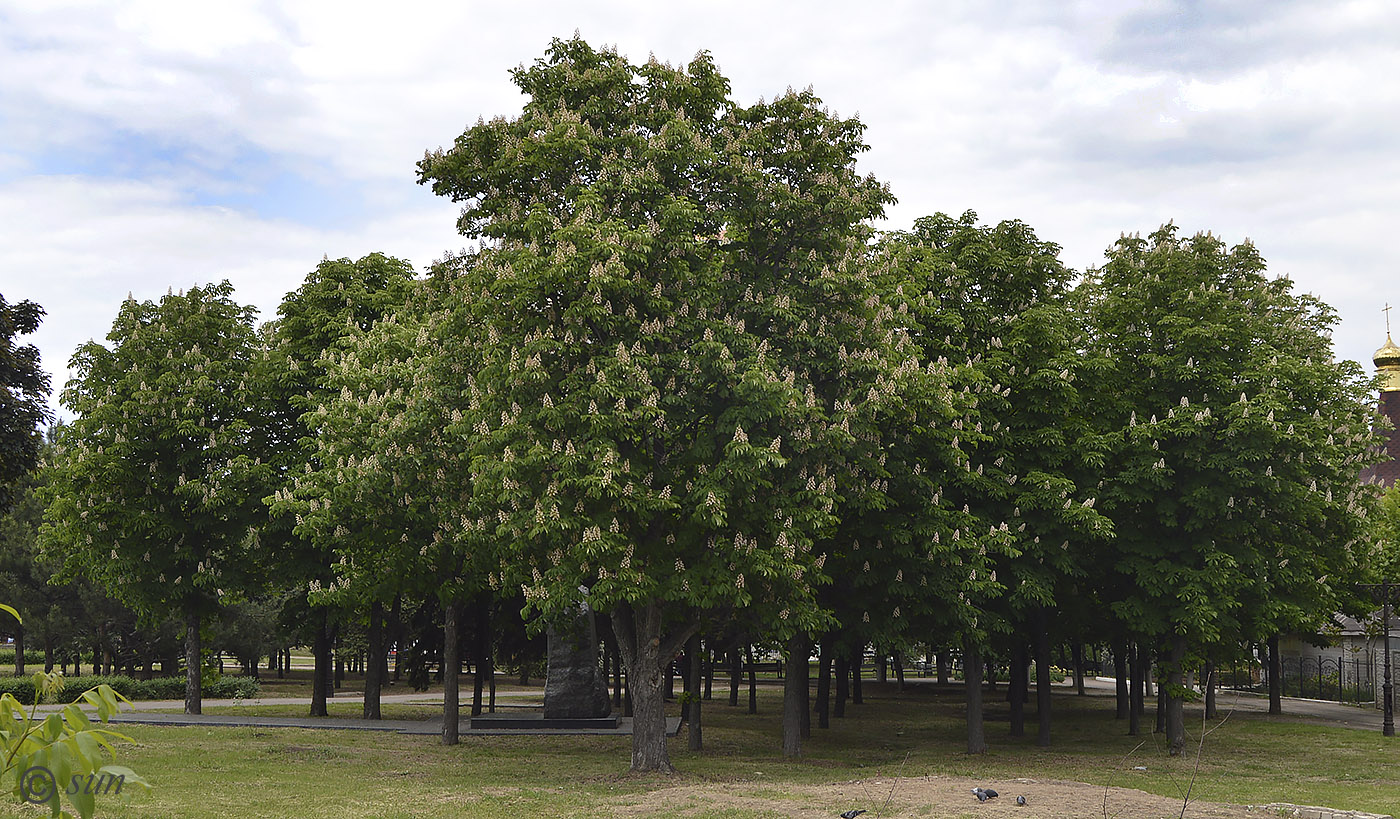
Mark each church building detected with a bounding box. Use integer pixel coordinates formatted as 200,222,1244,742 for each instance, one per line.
1360,325,1400,487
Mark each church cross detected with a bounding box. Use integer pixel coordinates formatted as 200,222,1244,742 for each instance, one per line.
1386,302,1393,335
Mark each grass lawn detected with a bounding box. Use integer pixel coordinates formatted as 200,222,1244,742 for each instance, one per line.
3,683,1397,818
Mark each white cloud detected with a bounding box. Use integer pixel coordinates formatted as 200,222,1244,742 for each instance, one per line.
2,0,1399,411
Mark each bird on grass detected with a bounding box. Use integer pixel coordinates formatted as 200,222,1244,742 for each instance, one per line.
972,787,999,802
840,811,866,818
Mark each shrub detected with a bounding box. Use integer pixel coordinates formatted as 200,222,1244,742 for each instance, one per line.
0,674,259,705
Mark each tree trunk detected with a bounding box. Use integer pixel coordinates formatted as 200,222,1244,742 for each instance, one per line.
894,650,906,692
877,654,887,683
1035,613,1052,747
391,594,403,682
1072,640,1086,695
184,604,202,715
687,633,703,751
965,639,987,754
613,643,624,707
1009,641,1026,737
703,643,713,701
311,611,330,717
472,596,489,718
364,600,384,720
1155,658,1167,734
729,647,742,707
782,633,809,757
13,624,23,677
851,652,863,704
746,643,758,714
326,620,338,698
611,601,689,772
1268,636,1282,715
834,655,848,718
1114,640,1129,719
1128,642,1143,736
816,640,832,729
936,650,949,685
1204,660,1217,720
44,631,53,673
1166,634,1186,755
442,600,460,746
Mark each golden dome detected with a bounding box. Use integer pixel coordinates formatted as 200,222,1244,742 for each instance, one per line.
1377,334,1400,369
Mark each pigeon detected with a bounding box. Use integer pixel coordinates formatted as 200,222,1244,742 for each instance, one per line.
840,812,867,819
1015,795,1027,806
972,787,1000,802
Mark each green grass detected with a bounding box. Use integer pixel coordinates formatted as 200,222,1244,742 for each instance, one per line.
4,684,1398,818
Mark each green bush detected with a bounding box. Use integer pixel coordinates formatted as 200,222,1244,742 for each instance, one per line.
0,648,14,665
0,673,259,705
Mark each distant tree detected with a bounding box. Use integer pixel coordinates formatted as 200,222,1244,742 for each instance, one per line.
41,282,269,714
259,253,418,718
1082,225,1382,753
0,292,50,512
882,212,1112,748
417,38,898,769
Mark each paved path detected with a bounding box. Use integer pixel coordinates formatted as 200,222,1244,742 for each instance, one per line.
104,711,681,736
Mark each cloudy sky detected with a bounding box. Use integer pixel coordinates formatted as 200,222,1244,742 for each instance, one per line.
3,0,1398,418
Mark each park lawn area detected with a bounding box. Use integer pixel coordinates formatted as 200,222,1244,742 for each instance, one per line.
3,685,1397,818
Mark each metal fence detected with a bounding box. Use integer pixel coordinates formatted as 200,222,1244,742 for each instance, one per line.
1276,655,1378,703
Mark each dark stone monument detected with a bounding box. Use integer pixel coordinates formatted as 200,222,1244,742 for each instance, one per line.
543,594,612,721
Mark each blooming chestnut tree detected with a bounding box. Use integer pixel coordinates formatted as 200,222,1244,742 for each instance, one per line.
42,282,268,714
416,38,912,770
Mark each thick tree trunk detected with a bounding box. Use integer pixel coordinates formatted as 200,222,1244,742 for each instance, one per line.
877,653,888,683
1009,641,1026,737
1035,614,1052,747
782,634,809,757
851,652,863,704
184,604,202,715
311,611,330,717
442,601,460,746
687,633,702,751
364,600,384,720
1267,636,1282,715
612,601,692,772
936,650,949,685
816,640,832,729
834,655,848,718
1114,640,1129,719
746,643,758,714
1204,660,1217,720
965,639,987,754
1166,635,1187,755
44,632,53,673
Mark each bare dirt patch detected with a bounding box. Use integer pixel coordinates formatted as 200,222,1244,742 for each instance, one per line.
606,774,1276,818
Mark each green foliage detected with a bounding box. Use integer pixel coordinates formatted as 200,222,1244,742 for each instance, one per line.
1082,225,1383,647
40,282,269,623
1,608,148,818
417,35,899,634
0,293,51,513
0,674,258,706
